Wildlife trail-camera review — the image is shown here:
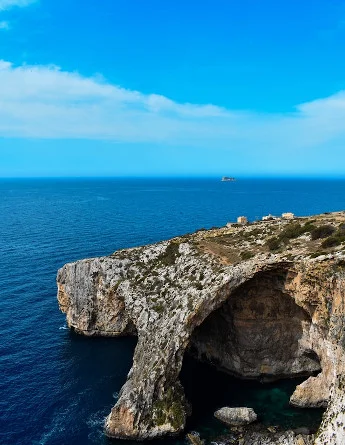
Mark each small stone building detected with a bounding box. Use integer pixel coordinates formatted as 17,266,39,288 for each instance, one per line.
237,216,248,225
282,212,295,220
262,214,276,221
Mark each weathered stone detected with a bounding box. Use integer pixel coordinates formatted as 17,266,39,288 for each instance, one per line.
57,212,345,443
267,426,278,433
214,407,257,426
187,431,205,445
240,430,314,445
212,427,314,445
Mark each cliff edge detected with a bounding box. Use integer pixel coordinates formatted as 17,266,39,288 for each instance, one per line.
57,212,345,444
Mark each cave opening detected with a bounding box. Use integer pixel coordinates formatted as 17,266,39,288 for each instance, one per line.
179,355,324,439
180,268,324,437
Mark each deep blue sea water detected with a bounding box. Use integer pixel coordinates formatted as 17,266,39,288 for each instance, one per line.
1,178,345,445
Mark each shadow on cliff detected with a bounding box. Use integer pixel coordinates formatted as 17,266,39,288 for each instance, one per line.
189,268,321,380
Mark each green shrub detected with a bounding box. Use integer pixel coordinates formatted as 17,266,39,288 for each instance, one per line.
303,221,317,231
157,242,181,266
321,237,340,248
319,224,345,248
266,237,280,251
153,303,164,313
279,223,304,242
278,222,315,244
338,223,345,234
241,251,254,260
311,225,336,240
321,233,345,248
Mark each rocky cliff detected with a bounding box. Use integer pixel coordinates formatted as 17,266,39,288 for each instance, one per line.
57,212,345,444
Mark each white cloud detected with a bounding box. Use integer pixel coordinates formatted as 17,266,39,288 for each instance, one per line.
0,19,9,28
0,0,36,11
0,60,345,154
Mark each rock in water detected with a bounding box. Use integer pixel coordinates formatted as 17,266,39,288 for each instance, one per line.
214,407,258,426
187,432,205,445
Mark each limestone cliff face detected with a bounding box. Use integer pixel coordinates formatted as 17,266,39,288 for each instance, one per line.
57,214,345,443
57,256,135,336
315,375,345,445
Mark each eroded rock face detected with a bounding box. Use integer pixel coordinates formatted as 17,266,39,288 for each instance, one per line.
57,257,135,336
315,375,345,445
190,269,321,380
57,215,345,443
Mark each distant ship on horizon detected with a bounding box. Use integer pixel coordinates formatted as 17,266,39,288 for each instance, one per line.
221,176,236,182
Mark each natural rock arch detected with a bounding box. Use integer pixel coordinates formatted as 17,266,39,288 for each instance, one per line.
104,263,324,439
57,236,345,443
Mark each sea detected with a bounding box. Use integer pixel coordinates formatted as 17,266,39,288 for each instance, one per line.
1,177,345,445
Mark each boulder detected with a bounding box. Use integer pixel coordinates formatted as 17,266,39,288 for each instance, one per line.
187,432,205,445
214,407,257,426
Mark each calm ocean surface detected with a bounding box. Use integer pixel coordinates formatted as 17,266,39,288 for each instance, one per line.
1,178,345,445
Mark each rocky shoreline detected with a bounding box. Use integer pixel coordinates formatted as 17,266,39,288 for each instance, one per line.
57,212,345,444
187,423,316,445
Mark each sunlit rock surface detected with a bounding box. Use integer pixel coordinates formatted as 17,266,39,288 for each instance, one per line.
57,212,345,443
214,407,257,426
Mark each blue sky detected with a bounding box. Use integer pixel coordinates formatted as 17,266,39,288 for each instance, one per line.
1,0,345,177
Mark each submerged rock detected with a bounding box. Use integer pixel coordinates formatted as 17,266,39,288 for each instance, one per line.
57,211,345,442
214,407,257,426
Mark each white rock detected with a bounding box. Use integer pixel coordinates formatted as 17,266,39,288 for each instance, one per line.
214,407,257,426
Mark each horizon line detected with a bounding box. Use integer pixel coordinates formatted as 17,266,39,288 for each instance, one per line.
1,174,345,180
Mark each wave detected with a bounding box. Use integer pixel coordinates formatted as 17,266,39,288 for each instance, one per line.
87,410,108,443
86,411,107,428
33,410,67,445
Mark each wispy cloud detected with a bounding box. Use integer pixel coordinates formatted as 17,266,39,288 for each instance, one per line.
0,19,9,28
0,0,36,11
0,0,36,29
0,60,345,155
